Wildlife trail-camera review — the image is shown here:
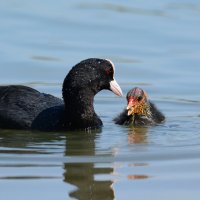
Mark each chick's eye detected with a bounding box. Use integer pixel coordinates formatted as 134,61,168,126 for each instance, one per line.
138,96,143,101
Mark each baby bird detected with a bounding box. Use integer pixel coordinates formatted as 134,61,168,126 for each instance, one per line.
114,87,165,126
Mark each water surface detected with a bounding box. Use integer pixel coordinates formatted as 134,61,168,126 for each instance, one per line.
0,0,200,200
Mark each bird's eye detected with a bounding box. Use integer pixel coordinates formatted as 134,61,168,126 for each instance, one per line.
105,67,113,76
138,96,143,101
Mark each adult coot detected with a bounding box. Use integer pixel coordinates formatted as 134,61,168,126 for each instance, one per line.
114,87,165,126
0,58,123,131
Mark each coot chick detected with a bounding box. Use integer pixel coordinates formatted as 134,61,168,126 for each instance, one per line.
0,58,123,131
114,87,165,126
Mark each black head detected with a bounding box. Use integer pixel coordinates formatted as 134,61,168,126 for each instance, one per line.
62,58,123,102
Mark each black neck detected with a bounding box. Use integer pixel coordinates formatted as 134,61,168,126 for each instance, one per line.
63,88,102,129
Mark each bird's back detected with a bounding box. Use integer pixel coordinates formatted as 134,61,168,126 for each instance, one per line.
0,85,63,129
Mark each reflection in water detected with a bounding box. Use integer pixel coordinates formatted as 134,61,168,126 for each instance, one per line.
0,129,115,200
127,127,149,144
63,131,115,200
127,174,149,180
128,163,148,167
126,127,150,181
0,129,63,150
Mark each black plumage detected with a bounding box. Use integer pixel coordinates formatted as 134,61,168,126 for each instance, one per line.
0,58,123,131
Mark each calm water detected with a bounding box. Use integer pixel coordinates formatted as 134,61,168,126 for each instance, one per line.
0,0,200,199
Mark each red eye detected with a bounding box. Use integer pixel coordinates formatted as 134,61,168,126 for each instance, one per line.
106,69,111,75
105,67,113,76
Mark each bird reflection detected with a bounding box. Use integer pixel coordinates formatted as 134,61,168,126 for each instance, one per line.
0,129,115,200
63,130,115,200
127,174,149,180
0,127,150,199
127,127,149,144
